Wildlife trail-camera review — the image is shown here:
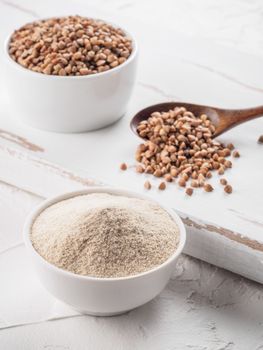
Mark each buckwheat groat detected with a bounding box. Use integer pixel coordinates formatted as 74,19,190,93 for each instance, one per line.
9,16,132,76
134,106,239,194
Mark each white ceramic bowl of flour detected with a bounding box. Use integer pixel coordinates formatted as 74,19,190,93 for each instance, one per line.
23,187,186,316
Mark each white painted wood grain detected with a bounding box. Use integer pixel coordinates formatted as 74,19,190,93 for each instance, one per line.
0,180,41,252
0,144,98,198
0,0,262,284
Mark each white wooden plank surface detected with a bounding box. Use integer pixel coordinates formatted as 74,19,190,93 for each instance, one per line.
1,1,263,348
0,0,262,283
0,144,98,198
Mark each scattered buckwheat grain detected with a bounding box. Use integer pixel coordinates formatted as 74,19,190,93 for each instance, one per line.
258,135,263,144
220,178,227,186
224,160,232,168
178,178,186,187
136,165,144,173
232,150,240,158
218,167,225,175
120,163,127,171
204,184,213,192
227,143,235,150
144,180,151,190
159,182,166,190
186,188,193,196
224,185,232,194
191,180,199,188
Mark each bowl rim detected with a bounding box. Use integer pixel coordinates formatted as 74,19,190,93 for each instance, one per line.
23,187,186,282
4,16,138,80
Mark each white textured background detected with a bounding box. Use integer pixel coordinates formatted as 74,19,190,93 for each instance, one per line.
0,0,263,349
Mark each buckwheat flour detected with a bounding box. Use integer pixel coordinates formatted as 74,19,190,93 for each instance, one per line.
31,193,180,278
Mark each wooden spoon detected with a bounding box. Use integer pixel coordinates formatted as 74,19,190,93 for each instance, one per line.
130,102,263,138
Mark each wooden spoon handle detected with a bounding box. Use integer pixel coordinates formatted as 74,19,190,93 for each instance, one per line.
225,106,263,125
214,105,263,137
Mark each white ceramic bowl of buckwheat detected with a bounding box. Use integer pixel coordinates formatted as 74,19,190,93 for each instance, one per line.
4,16,137,132
23,187,186,316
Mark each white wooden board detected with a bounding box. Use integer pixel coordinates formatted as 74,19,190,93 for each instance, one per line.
0,0,263,282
